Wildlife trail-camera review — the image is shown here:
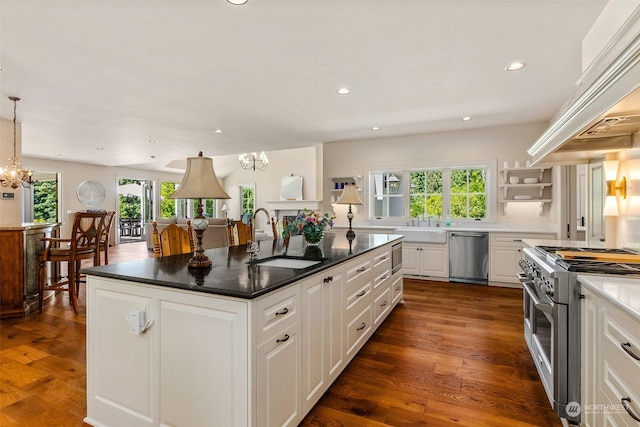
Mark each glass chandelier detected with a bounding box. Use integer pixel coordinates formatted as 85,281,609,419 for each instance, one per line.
238,151,268,171
1,96,34,189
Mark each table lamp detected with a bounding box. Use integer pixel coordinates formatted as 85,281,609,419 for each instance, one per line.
335,184,363,240
170,152,230,268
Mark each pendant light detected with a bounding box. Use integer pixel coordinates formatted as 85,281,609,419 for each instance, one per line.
1,97,34,189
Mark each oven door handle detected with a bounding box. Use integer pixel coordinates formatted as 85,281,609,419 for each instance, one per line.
524,283,554,315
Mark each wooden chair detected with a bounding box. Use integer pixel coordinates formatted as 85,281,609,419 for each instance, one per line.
227,219,253,246
271,217,286,239
98,211,116,265
39,211,109,313
152,220,194,257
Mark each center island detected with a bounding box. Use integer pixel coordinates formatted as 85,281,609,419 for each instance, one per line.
83,232,403,427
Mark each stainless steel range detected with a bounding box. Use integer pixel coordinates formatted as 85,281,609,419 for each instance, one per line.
518,245,640,425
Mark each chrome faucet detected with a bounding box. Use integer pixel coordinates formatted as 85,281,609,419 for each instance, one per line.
248,207,271,258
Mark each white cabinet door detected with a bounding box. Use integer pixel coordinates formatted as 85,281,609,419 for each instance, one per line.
301,267,343,413
86,277,249,427
402,242,448,278
159,298,249,427
581,288,598,427
489,246,522,283
401,243,420,276
419,244,448,278
256,321,303,427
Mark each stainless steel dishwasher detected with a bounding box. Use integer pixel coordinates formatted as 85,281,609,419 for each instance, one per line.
449,231,489,284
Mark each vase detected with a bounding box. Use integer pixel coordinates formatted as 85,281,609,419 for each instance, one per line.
302,229,324,245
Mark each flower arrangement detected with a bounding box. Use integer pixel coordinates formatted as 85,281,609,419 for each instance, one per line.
283,209,335,244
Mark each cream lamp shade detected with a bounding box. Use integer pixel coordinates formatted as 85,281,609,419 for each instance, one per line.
170,152,231,200
335,184,363,240
335,184,363,205
169,152,230,268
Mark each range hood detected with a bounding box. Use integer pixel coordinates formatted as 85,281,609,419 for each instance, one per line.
528,20,640,165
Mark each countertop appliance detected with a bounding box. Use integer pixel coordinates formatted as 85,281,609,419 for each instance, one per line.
449,231,488,284
518,245,640,424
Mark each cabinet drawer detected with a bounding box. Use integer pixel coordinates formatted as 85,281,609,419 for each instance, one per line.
602,310,640,398
344,281,372,320
372,268,391,292
254,284,301,345
600,357,640,427
345,306,372,358
344,257,372,289
372,247,391,276
391,274,403,305
373,285,392,326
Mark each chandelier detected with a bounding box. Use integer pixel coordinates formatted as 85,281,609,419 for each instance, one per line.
1,97,34,189
238,151,268,171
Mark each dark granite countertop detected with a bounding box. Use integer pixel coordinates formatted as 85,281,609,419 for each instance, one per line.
83,233,403,299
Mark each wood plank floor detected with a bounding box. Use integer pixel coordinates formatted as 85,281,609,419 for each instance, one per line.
0,241,561,426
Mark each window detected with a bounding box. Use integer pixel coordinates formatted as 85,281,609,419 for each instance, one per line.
370,166,488,220
450,168,486,219
370,172,404,218
241,185,255,216
410,170,443,218
33,178,59,223
160,181,183,218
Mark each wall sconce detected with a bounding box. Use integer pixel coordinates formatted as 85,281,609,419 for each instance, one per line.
603,160,627,217
387,174,400,194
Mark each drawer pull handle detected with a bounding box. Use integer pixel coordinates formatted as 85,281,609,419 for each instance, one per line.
357,267,367,273
379,255,388,260
323,276,333,283
380,300,388,307
275,307,289,316
276,334,290,343
380,274,388,280
395,285,401,290
356,323,366,331
621,397,640,422
356,290,367,298
621,342,640,361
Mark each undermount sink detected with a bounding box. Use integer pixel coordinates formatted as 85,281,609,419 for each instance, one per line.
250,256,322,269
393,227,447,243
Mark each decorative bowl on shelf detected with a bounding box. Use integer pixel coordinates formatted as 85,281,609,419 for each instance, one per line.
509,176,520,184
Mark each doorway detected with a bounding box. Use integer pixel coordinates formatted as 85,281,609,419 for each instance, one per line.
23,170,60,224
117,179,153,243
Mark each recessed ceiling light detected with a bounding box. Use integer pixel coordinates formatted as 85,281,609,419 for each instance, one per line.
226,0,248,5
462,116,472,121
214,129,223,134
371,126,380,131
337,87,350,95
505,62,525,71
148,139,157,143
96,147,104,151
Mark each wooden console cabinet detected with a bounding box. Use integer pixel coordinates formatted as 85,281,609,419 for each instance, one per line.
0,223,60,318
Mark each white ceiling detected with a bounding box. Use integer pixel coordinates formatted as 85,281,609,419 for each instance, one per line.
0,0,607,177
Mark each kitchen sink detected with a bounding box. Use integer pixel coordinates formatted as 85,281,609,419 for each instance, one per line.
249,256,323,269
393,227,447,243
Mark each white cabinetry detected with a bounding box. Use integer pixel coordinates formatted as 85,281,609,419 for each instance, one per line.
86,279,249,427
302,266,343,413
86,241,403,427
489,233,555,285
402,242,448,280
255,283,303,427
581,286,640,427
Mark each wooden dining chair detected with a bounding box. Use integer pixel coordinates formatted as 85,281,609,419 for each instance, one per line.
152,221,194,257
39,211,109,313
98,211,116,265
227,219,253,246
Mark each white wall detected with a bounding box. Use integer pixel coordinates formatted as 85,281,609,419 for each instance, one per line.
323,121,557,229
9,156,184,238
222,146,321,231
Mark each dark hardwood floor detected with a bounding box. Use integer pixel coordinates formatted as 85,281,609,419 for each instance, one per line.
0,241,560,426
